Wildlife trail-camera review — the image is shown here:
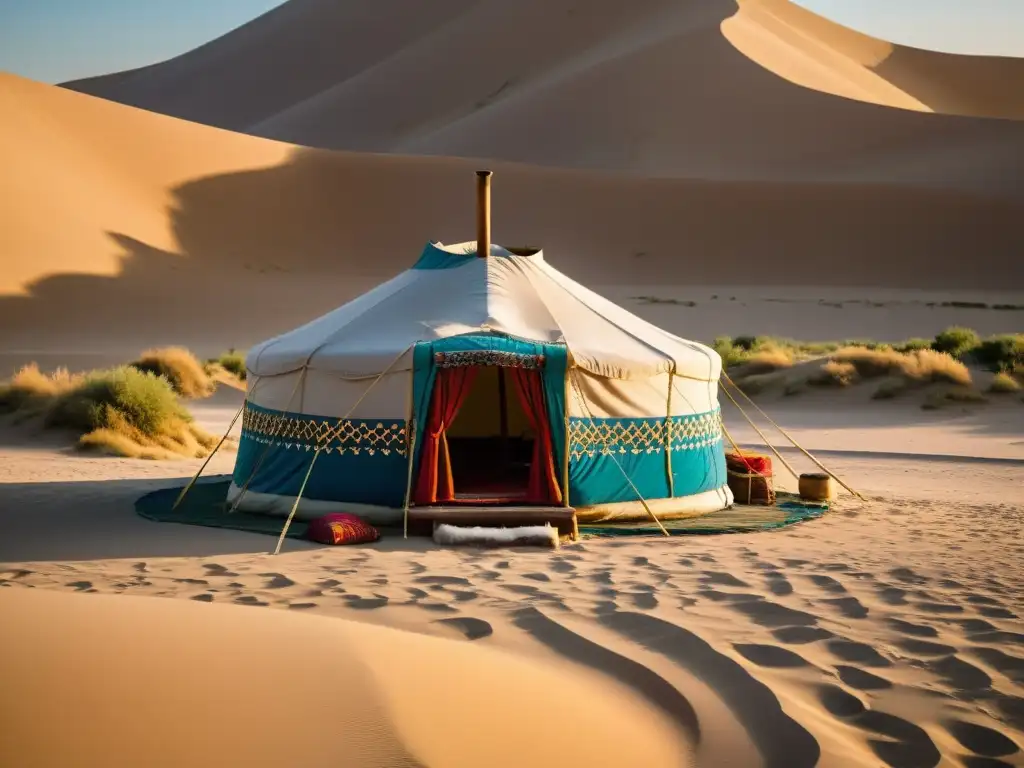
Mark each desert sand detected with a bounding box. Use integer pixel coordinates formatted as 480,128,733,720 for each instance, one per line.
2,393,1023,767
2,0,1024,765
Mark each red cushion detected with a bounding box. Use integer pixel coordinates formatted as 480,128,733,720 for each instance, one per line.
306,513,380,545
726,452,772,476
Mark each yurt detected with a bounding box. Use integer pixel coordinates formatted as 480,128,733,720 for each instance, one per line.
228,172,733,528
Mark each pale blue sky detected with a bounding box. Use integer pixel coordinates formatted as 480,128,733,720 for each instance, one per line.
0,0,1021,84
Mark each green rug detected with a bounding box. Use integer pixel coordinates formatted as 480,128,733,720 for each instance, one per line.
577,493,828,538
135,477,311,541
137,478,828,541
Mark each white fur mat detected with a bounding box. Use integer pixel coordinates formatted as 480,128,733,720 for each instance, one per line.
432,523,560,549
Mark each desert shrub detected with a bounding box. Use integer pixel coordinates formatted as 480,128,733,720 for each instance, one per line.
808,360,858,387
45,366,189,435
213,349,247,381
932,326,981,358
0,364,82,413
831,347,971,386
712,337,748,369
989,372,1022,394
1,364,220,460
130,347,213,398
972,334,1024,373
740,347,795,375
894,338,932,353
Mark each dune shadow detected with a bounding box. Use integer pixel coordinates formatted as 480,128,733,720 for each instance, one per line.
3,143,1024,372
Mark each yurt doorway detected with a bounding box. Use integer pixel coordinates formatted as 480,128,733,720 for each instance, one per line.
413,361,563,507
446,366,533,502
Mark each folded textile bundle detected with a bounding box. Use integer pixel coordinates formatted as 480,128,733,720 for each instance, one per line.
726,451,775,505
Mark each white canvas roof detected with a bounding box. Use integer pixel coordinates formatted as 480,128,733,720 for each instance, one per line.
247,242,721,382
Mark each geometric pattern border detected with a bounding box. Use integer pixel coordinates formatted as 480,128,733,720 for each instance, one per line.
568,409,722,460
434,350,545,369
241,403,407,457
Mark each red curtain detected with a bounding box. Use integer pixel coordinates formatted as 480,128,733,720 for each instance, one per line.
414,366,478,505
509,367,563,505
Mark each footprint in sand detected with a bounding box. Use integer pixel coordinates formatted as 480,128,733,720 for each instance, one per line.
945,719,1021,759
203,563,239,577
417,602,459,614
416,575,472,586
772,626,834,645
435,617,494,640
341,595,389,610
523,572,551,583
630,592,658,610
917,601,965,615
856,710,940,768
931,655,992,693
589,571,613,585
550,559,576,574
821,563,852,573
728,597,818,628
259,573,296,589
190,594,214,603
889,567,930,586
66,581,93,591
966,594,1002,606
816,684,866,717
827,640,891,668
174,578,209,586
835,665,892,690
979,606,1018,619
886,618,938,638
764,572,793,597
132,562,148,573
734,644,810,669
287,602,318,610
972,648,1024,684
875,585,909,605
894,638,958,657
807,575,846,594
822,597,868,620
233,595,268,607
449,589,478,602
702,571,750,588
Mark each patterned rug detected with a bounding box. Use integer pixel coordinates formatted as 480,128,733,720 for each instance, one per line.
136,477,828,541
577,493,829,538
135,477,310,541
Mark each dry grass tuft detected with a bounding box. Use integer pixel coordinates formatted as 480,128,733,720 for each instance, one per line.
989,372,1022,394
808,360,858,387
0,364,83,414
740,347,795,376
130,347,214,399
1,364,221,460
831,346,971,386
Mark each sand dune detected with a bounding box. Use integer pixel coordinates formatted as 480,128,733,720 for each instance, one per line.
0,588,695,767
2,72,1022,359
1,431,1022,767
62,0,1024,196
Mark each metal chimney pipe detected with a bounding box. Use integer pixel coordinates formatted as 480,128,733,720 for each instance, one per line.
476,170,492,258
